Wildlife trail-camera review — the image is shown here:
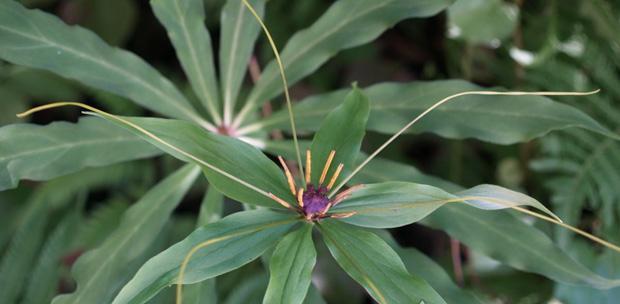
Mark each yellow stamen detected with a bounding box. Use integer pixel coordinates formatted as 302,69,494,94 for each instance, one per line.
305,150,312,184
332,184,365,206
330,211,357,219
297,187,304,207
321,202,333,215
278,156,296,196
268,193,293,209
319,150,336,185
327,163,343,190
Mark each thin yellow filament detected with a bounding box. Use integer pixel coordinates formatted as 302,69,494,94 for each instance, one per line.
329,89,602,197
239,0,305,185
327,163,344,190
319,150,336,185
305,150,312,184
297,187,305,207
16,102,276,201
278,156,297,196
268,193,293,209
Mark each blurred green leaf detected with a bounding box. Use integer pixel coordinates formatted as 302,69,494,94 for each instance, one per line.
375,230,481,304
353,156,461,192
3,67,80,100
397,247,482,304
0,194,51,303
0,86,26,124
0,117,160,191
259,80,617,144
151,0,221,121
426,205,620,289
224,273,268,304
239,0,455,121
53,164,200,304
0,0,207,124
112,210,298,304
448,0,518,43
219,0,264,123
555,242,620,303
309,87,369,187
264,224,316,304
23,209,79,304
73,199,128,249
82,0,137,46
319,220,446,304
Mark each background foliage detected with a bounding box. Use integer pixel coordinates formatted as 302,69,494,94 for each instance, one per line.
1,0,619,303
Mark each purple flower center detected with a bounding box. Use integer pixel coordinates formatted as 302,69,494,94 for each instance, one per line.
302,184,330,216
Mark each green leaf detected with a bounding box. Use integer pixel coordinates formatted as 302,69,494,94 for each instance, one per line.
240,0,454,120
112,210,298,304
358,157,620,289
352,155,461,192
22,210,79,304
53,164,200,304
332,182,559,228
264,224,316,304
310,87,369,186
219,0,265,123
259,80,617,144
448,0,518,43
397,247,482,304
0,194,50,303
151,0,221,121
0,117,160,191
197,186,224,227
319,220,446,304
0,1,206,125
106,115,294,208
331,182,453,228
377,230,481,304
224,273,268,304
427,205,620,289
183,186,224,304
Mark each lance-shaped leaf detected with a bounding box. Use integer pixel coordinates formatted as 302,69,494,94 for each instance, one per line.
23,209,79,304
239,0,454,120
100,115,294,208
398,247,482,304
358,158,620,289
264,224,316,304
52,164,200,304
0,117,160,191
376,230,481,304
220,0,265,122
331,182,558,229
151,0,221,121
182,186,224,304
0,194,50,304
310,87,369,185
319,220,446,304
112,210,298,304
257,80,617,144
426,205,620,289
0,1,206,125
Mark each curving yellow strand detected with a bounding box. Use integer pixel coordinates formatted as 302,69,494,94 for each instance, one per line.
329,89,602,197
17,102,275,200
239,0,305,185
